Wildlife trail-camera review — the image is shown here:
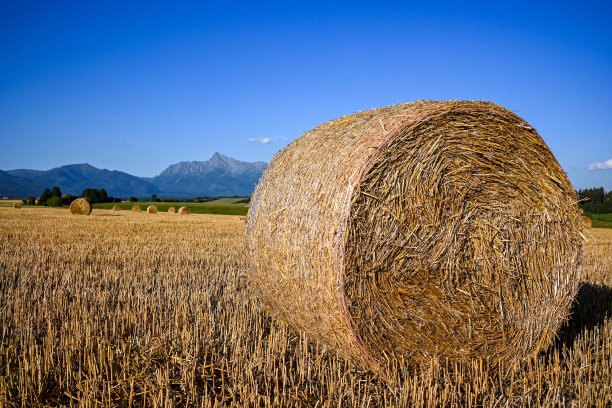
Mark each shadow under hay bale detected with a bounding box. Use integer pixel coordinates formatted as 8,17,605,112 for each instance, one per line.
555,282,612,351
132,205,141,212
147,205,158,214
70,198,91,215
178,207,190,215
246,100,583,376
168,206,176,214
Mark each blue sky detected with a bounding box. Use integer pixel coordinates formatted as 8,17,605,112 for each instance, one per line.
1,1,611,189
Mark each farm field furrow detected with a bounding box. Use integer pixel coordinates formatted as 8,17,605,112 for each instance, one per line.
0,207,611,407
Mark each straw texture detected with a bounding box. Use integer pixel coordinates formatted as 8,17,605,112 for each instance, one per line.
132,205,142,213
168,206,176,214
246,100,583,374
13,202,22,209
112,205,121,212
147,205,158,214
178,207,191,215
70,198,91,215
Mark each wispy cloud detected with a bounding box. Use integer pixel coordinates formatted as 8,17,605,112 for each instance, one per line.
588,158,612,170
248,137,272,144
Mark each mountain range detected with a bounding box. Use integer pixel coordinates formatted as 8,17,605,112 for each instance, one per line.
0,153,267,198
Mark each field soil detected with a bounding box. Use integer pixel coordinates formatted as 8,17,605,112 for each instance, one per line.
0,207,610,407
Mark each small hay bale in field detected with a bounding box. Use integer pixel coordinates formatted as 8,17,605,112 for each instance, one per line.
13,202,22,209
246,100,583,375
112,205,121,211
168,206,176,213
70,198,92,215
178,207,190,215
147,205,158,214
132,205,141,212
582,215,592,228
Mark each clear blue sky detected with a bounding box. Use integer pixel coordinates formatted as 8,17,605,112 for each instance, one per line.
1,1,611,189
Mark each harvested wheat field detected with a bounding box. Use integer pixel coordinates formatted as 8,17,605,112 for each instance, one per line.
0,206,610,407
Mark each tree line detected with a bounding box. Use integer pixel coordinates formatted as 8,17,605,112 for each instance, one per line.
577,187,612,214
23,187,122,206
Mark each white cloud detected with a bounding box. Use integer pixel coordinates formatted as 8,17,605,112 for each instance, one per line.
588,158,612,170
248,137,272,144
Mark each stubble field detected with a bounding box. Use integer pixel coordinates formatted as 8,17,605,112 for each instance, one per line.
0,207,611,407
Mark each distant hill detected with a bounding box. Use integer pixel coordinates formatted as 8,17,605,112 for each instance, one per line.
0,170,48,197
1,153,267,198
5,164,159,198
149,152,267,197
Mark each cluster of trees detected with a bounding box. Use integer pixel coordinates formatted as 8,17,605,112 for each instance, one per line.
127,194,180,203
577,187,612,214
23,187,122,207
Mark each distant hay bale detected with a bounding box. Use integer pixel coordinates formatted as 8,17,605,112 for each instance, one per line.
112,205,121,211
147,205,158,214
168,206,176,214
132,205,141,212
582,215,592,228
246,100,583,375
70,198,92,215
13,202,22,209
178,207,190,215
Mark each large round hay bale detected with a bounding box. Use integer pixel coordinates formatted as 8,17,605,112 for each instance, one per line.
147,205,158,214
13,202,22,209
70,198,92,215
582,215,592,228
112,205,121,211
132,205,141,212
178,207,190,215
168,206,176,214
246,100,583,374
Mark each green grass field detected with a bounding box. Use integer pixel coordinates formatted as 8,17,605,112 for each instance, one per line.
93,197,249,216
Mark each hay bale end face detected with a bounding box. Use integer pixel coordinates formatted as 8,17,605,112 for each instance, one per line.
13,202,22,209
246,100,583,374
147,205,158,214
70,198,92,215
582,215,592,228
178,207,190,215
132,205,141,212
168,206,176,213
112,205,121,211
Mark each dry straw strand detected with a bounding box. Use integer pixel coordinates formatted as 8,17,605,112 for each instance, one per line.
178,207,191,215
70,198,92,215
132,205,141,212
168,206,176,214
13,202,22,209
246,100,583,376
112,205,121,211
147,205,158,214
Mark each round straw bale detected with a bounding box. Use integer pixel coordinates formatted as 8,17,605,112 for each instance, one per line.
147,205,158,214
178,206,190,215
168,206,176,213
582,215,592,228
132,205,141,212
70,198,92,215
112,205,121,211
13,202,22,209
246,100,583,374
